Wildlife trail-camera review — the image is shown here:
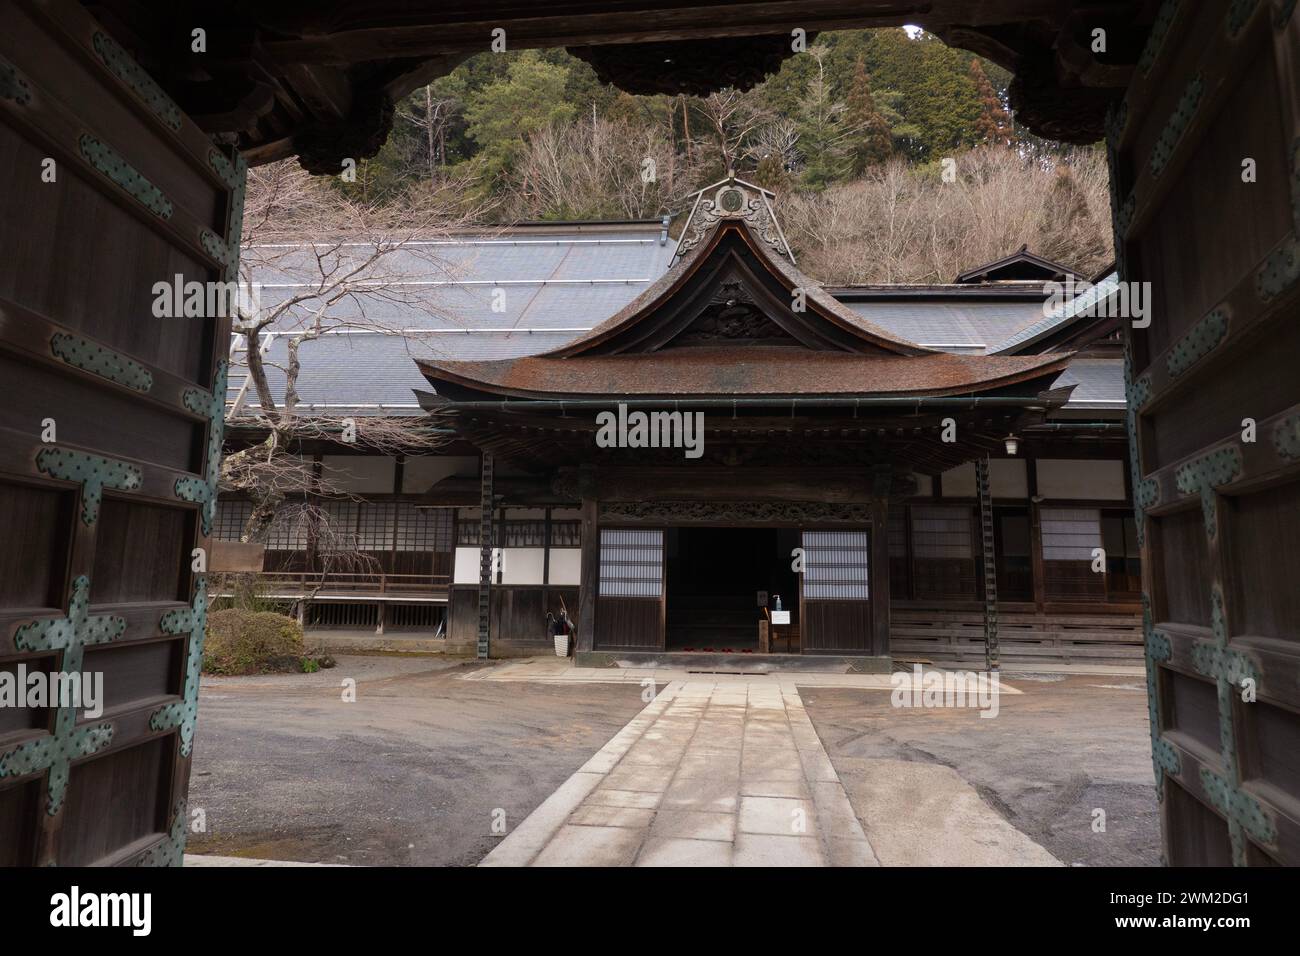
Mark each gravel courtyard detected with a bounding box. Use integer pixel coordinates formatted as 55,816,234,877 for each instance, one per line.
800,672,1160,866
186,657,1158,866
186,656,651,866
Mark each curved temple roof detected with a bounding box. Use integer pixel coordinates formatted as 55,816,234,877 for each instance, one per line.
416,184,1074,405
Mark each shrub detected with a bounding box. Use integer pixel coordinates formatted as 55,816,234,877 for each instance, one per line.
203,609,307,675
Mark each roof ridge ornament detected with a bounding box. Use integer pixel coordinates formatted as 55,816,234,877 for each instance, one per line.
672,174,794,266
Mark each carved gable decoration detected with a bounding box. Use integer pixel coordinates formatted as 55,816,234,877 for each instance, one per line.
667,278,798,347
674,176,793,265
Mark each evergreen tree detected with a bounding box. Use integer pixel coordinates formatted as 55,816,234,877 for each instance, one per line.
463,51,577,181
753,151,793,195
845,55,893,173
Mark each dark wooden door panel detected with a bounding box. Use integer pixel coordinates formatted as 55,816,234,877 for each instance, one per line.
595,528,663,650
1112,4,1300,865
800,530,871,653
0,1,243,866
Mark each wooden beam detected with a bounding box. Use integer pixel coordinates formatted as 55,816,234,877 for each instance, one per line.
576,466,598,654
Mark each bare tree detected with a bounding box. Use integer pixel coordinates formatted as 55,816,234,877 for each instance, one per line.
507,115,707,220
697,88,772,174
781,146,1113,284
223,161,492,552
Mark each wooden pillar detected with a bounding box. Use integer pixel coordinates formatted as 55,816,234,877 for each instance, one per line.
576,466,598,654
1027,458,1047,612
976,458,1000,671
476,453,494,659
870,496,891,657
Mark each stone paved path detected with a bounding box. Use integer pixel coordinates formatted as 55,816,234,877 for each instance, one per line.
480,679,878,866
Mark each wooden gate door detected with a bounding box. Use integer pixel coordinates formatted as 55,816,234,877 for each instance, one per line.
1111,2,1300,864
594,528,664,651
0,2,241,865
800,530,871,654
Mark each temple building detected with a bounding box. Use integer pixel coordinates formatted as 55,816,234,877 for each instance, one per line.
218,178,1138,668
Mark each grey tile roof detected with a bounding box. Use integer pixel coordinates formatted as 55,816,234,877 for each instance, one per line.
995,272,1121,354
226,222,1125,418
1050,358,1126,410
228,223,677,415
839,300,1047,354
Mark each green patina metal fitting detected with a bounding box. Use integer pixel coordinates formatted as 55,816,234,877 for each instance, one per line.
1142,598,1181,798
1174,446,1241,536
1227,0,1261,37
1150,75,1203,178
79,134,173,219
51,332,153,393
1139,0,1180,75
91,31,182,131
35,446,143,525
174,363,227,535
1272,413,1300,460
1,576,121,815
216,149,248,283
1123,351,1150,545
1134,478,1160,512
1127,372,1151,411
199,228,235,269
149,579,208,756
1166,308,1227,378
1145,627,1171,662
1200,767,1276,848
1190,639,1253,691
0,55,33,106
1193,590,1257,686
207,148,240,190
136,800,187,867
1256,235,1299,301
0,724,115,814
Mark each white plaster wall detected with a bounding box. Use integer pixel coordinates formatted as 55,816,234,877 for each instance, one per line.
501,547,545,585
549,548,582,585
454,546,491,585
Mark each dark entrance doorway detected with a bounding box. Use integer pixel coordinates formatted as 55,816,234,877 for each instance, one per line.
664,527,799,651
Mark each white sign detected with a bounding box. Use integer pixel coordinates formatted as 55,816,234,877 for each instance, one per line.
771,610,790,625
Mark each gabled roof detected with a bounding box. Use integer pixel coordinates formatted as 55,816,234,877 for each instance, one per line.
546,218,933,358
994,270,1120,354
955,245,1077,284
416,347,1072,401
416,184,1074,406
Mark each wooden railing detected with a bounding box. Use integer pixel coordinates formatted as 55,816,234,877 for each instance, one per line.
228,570,451,596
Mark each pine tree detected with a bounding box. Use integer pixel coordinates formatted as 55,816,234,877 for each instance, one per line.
845,55,893,173
970,58,1010,146
753,151,792,195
